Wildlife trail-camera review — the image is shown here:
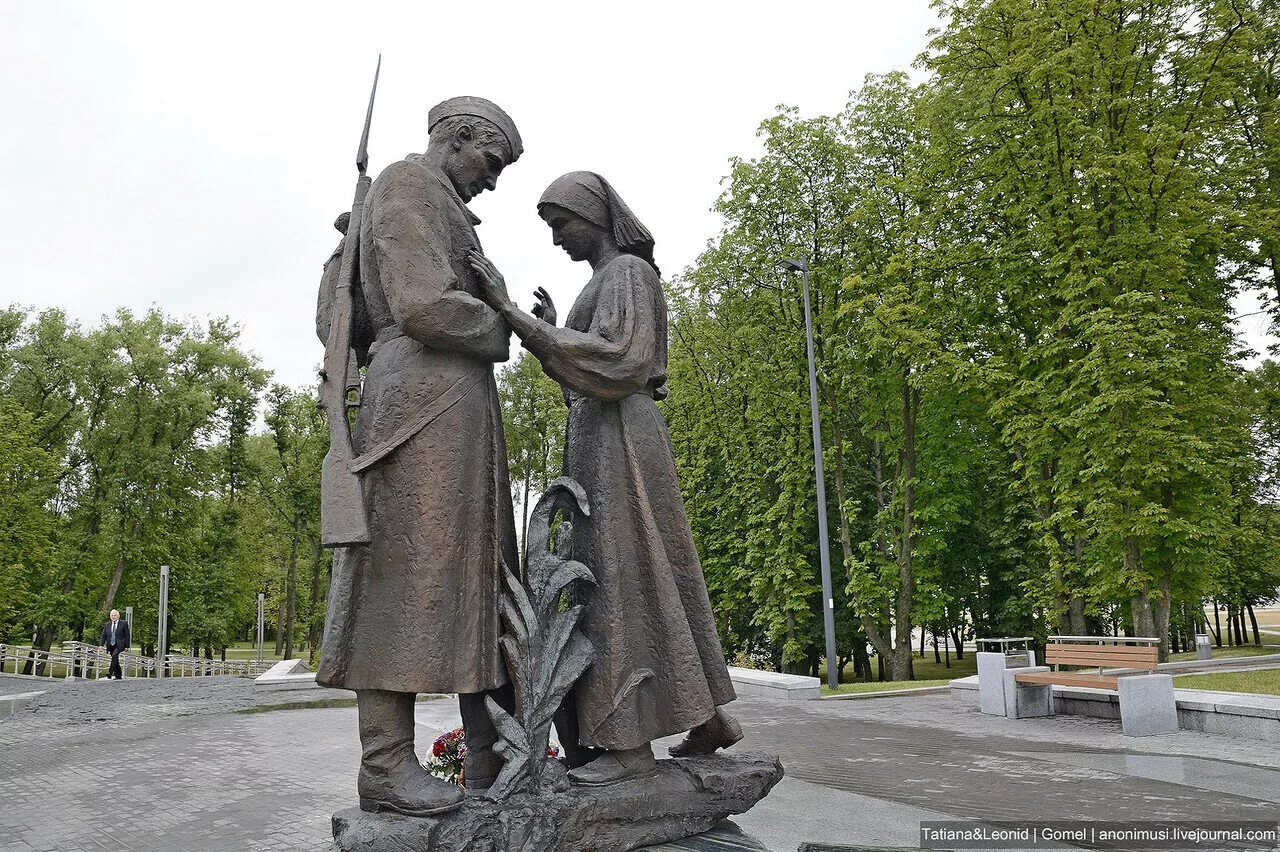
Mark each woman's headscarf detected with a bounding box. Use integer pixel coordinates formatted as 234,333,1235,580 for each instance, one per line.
537,171,658,274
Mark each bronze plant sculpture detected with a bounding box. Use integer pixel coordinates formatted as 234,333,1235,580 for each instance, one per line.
484,477,596,799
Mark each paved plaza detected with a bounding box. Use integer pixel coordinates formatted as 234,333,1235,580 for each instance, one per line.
0,676,1277,851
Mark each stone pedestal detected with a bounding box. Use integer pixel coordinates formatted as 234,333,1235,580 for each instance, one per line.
1002,666,1052,719
1119,674,1178,736
332,753,784,852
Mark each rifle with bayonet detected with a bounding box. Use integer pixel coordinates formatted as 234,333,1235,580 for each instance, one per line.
319,56,380,548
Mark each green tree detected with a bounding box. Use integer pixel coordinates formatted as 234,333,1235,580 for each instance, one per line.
925,0,1252,658
254,385,327,662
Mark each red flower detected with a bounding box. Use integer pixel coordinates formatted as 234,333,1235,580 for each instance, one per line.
432,740,445,757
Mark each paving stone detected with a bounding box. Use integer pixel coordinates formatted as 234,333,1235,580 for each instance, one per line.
1,682,1277,851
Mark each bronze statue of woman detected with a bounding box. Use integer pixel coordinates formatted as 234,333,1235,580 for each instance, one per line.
468,172,741,785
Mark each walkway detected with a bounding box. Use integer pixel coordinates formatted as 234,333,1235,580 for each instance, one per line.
0,678,1276,851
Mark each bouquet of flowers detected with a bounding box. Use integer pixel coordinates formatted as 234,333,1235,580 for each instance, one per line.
425,726,563,788
426,726,466,786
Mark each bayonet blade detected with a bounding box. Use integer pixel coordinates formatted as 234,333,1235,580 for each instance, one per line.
356,54,381,176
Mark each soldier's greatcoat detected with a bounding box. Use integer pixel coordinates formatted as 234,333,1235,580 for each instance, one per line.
317,155,518,695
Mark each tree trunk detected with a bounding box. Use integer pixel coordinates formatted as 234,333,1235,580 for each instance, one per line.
100,516,144,615
1152,486,1174,662
24,627,55,676
306,536,324,667
891,381,918,682
1067,595,1088,636
1247,602,1261,645
855,440,898,677
1154,572,1172,663
284,520,300,660
274,593,285,656
1126,556,1157,643
951,626,965,660
1212,600,1222,647
932,628,941,664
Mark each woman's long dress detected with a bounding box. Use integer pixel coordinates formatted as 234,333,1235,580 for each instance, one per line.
515,253,736,751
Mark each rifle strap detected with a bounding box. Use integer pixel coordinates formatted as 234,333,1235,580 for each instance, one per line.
349,371,486,474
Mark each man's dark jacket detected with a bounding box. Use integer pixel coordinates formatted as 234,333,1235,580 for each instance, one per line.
99,619,130,652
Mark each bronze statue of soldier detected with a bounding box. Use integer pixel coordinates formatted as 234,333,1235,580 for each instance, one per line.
316,96,523,817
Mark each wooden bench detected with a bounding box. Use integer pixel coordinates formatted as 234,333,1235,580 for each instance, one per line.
1005,637,1178,736
1014,640,1158,691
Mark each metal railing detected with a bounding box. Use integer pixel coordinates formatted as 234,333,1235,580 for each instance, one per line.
975,636,1034,652
1,642,274,680
1048,635,1160,645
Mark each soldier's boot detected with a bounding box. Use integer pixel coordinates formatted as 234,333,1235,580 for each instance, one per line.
457,684,515,793
566,743,658,786
667,706,743,757
356,689,464,817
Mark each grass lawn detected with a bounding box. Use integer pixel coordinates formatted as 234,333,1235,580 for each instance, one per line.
821,677,956,697
1174,668,1280,697
1169,643,1280,662
221,642,315,664
1256,608,1280,637
821,653,976,695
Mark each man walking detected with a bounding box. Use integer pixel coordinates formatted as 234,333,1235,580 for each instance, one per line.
98,609,130,680
315,96,522,818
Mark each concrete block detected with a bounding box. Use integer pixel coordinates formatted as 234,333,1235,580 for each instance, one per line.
977,651,1038,716
1119,674,1178,736
255,658,324,692
948,675,980,707
976,652,1009,715
1003,666,1052,718
727,666,820,701
1218,703,1280,721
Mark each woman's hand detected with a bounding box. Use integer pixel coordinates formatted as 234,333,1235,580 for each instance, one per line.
467,251,513,310
532,287,557,326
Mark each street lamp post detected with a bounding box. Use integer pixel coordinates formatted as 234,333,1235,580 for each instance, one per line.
157,564,170,678
780,257,839,691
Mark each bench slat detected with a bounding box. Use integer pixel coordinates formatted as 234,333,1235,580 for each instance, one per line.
1046,650,1158,664
1045,645,1158,670
1045,643,1157,657
1014,671,1120,690
1044,658,1157,672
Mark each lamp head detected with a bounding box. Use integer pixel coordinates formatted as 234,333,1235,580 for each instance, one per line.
778,258,807,272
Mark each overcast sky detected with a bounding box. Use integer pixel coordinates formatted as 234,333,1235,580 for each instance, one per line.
2,1,1273,392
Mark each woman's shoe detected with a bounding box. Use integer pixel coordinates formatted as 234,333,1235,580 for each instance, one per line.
566,744,658,786
667,707,743,757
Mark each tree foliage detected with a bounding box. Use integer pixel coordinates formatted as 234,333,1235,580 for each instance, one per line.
664,0,1280,677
